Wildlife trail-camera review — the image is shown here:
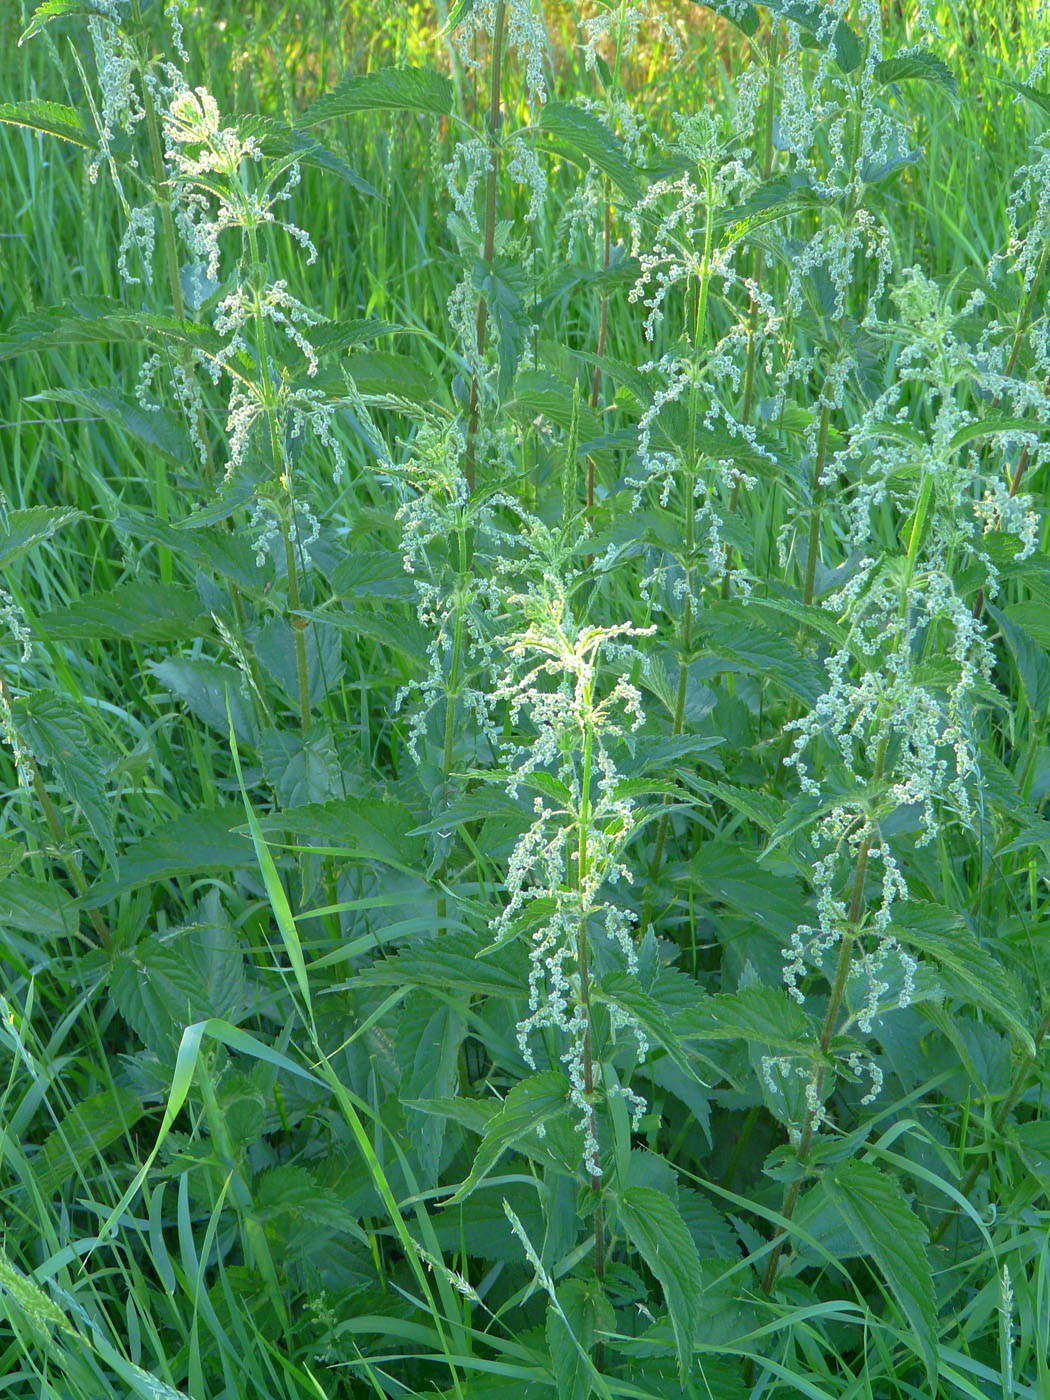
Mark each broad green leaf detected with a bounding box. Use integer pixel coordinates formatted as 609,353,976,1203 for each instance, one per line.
824,1159,938,1387
476,256,528,398
766,0,864,70
13,691,115,861
236,115,377,196
37,582,206,644
397,994,466,1180
259,725,340,807
891,902,1034,1055
257,794,427,875
359,931,529,998
0,873,77,939
20,1,109,43
986,602,1050,717
147,657,255,743
616,1187,702,1379
28,388,192,465
596,973,696,1077
446,1072,570,1204
36,1086,143,1194
0,505,82,570
998,78,1050,121
110,923,247,1053
82,808,255,908
546,1277,613,1400
689,0,761,38
297,67,454,127
0,100,93,147
675,984,821,1058
538,102,639,200
876,52,959,111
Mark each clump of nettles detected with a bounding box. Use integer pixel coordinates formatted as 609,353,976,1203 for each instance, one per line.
490,573,653,1174
81,2,342,517
388,420,510,763
777,266,1041,1123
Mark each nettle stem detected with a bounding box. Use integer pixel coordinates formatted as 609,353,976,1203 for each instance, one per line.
645,189,715,912
245,222,311,731
760,727,890,1293
801,397,833,608
464,0,508,495
130,0,215,489
576,700,607,1349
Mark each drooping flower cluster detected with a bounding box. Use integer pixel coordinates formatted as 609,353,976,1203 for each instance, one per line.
490,576,653,1174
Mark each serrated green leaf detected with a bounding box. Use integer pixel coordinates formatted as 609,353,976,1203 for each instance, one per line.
538,102,639,200
37,582,206,644
236,115,377,196
297,66,454,127
891,902,1035,1056
675,984,821,1057
546,1277,613,1400
359,931,529,998
0,874,77,940
876,51,959,110
446,1072,570,1204
986,601,1050,717
397,994,465,1181
824,1160,938,1387
36,1086,143,1194
0,506,83,569
82,808,255,908
616,1187,702,1380
28,387,192,465
147,657,256,743
257,794,426,874
0,99,94,147
13,691,115,860
259,725,340,807
20,0,110,43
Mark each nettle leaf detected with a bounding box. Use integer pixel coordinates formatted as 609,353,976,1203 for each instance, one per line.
824,1160,938,1387
360,931,529,999
38,582,206,645
20,0,111,43
397,994,466,1182
986,602,1050,717
297,66,454,127
696,607,823,704
538,101,639,200
13,691,115,861
113,514,259,591
546,1277,613,1400
675,985,821,1058
597,973,696,1077
876,52,959,111
83,808,255,907
110,924,248,1053
446,1072,570,1204
891,902,1034,1056
236,115,377,196
257,794,426,874
0,505,82,570
259,725,340,807
147,657,256,744
0,100,94,147
475,256,528,398
998,77,1050,122
28,387,193,465
765,0,864,70
689,0,761,39
0,873,77,940
35,1086,143,1195
616,1187,702,1380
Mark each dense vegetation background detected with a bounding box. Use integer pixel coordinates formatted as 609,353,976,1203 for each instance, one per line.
1,0,1050,1396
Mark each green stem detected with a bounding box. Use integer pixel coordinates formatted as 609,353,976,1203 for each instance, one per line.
464,0,508,495
644,188,715,913
760,727,890,1292
245,221,311,730
802,398,833,607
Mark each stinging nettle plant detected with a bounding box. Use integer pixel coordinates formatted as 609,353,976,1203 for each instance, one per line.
2,0,1050,1396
